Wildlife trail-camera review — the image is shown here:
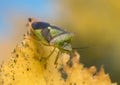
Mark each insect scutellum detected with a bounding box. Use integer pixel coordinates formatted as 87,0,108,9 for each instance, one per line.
27,18,74,64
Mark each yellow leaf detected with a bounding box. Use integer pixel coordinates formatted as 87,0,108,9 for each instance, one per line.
0,32,117,85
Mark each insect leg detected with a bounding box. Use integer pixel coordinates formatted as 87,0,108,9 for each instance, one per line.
46,47,56,59
66,51,74,66
54,50,61,65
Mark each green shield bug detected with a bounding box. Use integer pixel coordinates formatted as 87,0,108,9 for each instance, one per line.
27,18,74,64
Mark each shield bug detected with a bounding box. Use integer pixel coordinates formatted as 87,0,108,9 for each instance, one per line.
27,18,74,64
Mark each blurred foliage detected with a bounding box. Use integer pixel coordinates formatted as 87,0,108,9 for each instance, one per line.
0,32,117,85
55,0,120,84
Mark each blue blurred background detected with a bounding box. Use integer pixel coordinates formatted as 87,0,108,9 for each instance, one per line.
0,0,59,61
0,0,120,84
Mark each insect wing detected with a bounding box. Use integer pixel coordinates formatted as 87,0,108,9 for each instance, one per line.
50,33,73,51
50,26,66,32
48,27,63,37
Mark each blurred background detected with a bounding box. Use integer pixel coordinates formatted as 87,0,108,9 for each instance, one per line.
0,0,120,84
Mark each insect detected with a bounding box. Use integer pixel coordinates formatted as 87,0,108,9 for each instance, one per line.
27,18,74,64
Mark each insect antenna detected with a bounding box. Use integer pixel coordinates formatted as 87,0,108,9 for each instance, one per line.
72,46,91,50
